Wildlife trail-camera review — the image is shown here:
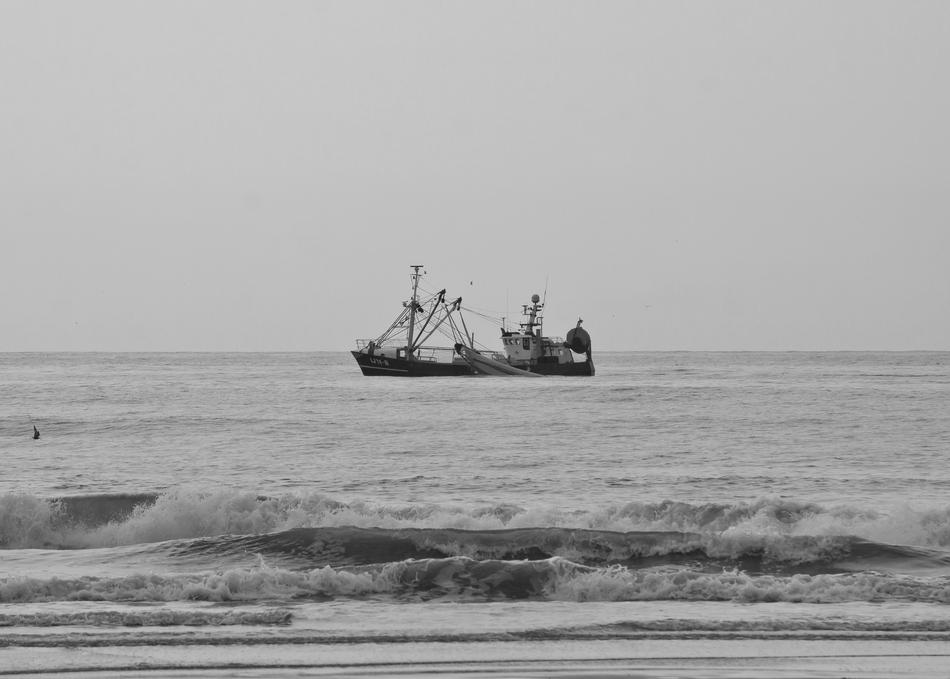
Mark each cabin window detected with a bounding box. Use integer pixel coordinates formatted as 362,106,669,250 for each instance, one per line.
522,338,530,350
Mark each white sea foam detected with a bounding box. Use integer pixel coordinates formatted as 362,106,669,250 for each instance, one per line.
548,565,950,604
3,556,949,605
4,489,950,554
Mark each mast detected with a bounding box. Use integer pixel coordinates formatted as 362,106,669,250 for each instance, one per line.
406,264,423,356
523,293,542,336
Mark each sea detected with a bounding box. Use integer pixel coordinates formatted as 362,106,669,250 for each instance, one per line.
2,351,949,677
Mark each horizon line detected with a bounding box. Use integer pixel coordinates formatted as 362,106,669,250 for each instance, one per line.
2,349,948,354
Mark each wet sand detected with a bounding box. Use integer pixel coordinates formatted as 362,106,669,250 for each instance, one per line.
3,638,950,678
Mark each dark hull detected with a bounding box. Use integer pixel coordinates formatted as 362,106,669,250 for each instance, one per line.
353,350,594,377
351,351,474,377
528,359,595,376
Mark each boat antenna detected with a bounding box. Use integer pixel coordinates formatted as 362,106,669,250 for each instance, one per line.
541,276,548,335
505,289,509,332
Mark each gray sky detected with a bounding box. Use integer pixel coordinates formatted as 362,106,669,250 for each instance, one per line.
2,1,948,351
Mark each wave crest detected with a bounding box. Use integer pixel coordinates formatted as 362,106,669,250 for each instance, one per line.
4,491,950,557
3,557,949,605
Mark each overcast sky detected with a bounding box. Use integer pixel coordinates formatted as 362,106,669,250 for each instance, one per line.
1,1,947,351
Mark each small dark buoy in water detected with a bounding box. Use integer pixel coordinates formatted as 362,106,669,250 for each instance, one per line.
33,425,40,440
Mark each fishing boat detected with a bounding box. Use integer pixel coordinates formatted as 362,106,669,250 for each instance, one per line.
495,293,594,376
351,265,474,376
351,266,594,377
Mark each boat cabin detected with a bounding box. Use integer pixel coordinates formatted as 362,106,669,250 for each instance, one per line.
500,294,578,368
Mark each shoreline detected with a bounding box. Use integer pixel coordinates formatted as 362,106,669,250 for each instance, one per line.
3,639,950,678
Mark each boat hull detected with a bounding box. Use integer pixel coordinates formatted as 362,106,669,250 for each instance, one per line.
455,345,595,377
528,359,595,376
351,351,594,377
351,351,474,377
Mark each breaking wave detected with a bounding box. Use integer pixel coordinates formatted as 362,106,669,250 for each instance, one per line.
3,490,950,606
3,557,950,605
4,490,950,551
165,525,950,577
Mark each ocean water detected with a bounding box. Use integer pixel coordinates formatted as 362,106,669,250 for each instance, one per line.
2,351,950,677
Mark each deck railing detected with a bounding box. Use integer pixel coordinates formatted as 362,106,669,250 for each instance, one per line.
354,341,461,362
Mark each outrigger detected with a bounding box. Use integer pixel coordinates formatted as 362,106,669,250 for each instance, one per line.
351,266,594,377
